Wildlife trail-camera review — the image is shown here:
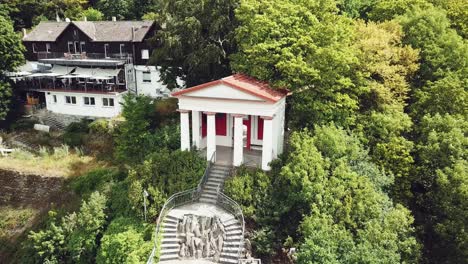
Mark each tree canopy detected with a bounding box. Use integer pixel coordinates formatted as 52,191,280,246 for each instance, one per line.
0,15,25,120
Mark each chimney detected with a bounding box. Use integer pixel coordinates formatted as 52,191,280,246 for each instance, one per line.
22,28,27,38
56,12,60,22
65,18,71,22
131,26,135,41
112,16,116,22
84,16,87,22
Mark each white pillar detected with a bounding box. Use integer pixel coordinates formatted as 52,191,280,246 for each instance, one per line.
233,114,244,166
192,110,201,149
179,110,190,151
261,116,274,170
206,112,216,161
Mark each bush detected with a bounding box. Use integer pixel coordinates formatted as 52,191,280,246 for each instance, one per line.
70,168,119,197
224,167,271,219
127,149,205,219
27,192,108,263
10,118,37,131
96,217,152,264
63,119,91,147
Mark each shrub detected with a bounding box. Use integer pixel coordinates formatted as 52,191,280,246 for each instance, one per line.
70,168,119,197
96,217,152,264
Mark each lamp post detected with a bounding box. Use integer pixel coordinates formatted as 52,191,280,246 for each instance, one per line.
143,190,149,222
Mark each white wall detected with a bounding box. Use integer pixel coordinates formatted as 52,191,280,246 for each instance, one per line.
44,91,125,118
134,66,170,97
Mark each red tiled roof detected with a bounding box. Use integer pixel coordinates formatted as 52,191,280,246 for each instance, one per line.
171,73,289,102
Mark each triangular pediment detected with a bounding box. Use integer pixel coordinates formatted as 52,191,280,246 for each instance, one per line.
181,83,266,101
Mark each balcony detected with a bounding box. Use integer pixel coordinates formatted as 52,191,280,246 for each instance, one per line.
37,52,133,66
15,77,127,95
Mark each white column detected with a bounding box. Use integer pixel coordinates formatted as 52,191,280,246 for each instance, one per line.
191,110,201,149
206,112,216,161
261,116,274,170
233,114,244,166
179,110,190,151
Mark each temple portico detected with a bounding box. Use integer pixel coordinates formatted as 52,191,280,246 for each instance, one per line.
172,74,288,170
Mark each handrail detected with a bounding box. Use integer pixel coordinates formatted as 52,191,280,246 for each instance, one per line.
146,151,216,264
217,185,245,262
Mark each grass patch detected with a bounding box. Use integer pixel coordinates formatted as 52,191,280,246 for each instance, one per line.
0,206,38,240
0,145,102,177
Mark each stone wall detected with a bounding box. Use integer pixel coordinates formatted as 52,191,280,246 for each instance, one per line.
0,169,64,206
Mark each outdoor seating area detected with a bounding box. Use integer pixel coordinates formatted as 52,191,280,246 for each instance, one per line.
11,64,126,93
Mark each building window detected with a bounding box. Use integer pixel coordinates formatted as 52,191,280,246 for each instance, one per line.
52,95,57,103
32,43,37,53
65,96,76,105
80,41,85,53
142,71,151,83
68,41,74,53
104,44,110,58
102,98,114,107
141,49,149,59
46,43,51,53
84,97,95,106
120,44,125,56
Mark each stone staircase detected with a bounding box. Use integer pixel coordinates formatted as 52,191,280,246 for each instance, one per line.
156,164,244,264
200,164,231,204
159,215,181,262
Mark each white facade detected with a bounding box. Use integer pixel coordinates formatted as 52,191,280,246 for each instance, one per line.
174,79,287,170
44,91,125,118
134,66,171,97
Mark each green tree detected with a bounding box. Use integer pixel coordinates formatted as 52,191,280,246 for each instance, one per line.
232,0,360,128
28,192,107,263
80,7,104,21
96,217,152,264
149,0,239,87
114,94,156,165
127,149,205,219
398,6,467,86
430,0,468,38
0,15,25,121
279,126,420,263
413,114,467,263
367,0,431,22
44,0,89,21
96,0,131,20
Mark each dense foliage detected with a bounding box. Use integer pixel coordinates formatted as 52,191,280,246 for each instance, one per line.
2,0,466,263
148,0,239,87
0,15,25,120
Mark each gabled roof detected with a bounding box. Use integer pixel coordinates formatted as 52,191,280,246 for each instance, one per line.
23,21,154,42
23,22,69,42
172,73,289,102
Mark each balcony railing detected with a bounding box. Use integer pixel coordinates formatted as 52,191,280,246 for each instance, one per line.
15,78,127,94
37,52,133,64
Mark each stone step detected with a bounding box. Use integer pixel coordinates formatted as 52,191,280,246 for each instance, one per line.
200,193,218,200
199,197,217,204
223,218,239,226
225,236,243,242
225,224,242,231
202,189,218,196
220,257,239,264
210,172,229,176
159,254,179,261
161,238,182,244
161,244,180,250
160,248,180,255
221,252,239,260
166,215,179,221
226,229,243,236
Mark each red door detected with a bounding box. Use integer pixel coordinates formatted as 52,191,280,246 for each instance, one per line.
243,115,251,150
